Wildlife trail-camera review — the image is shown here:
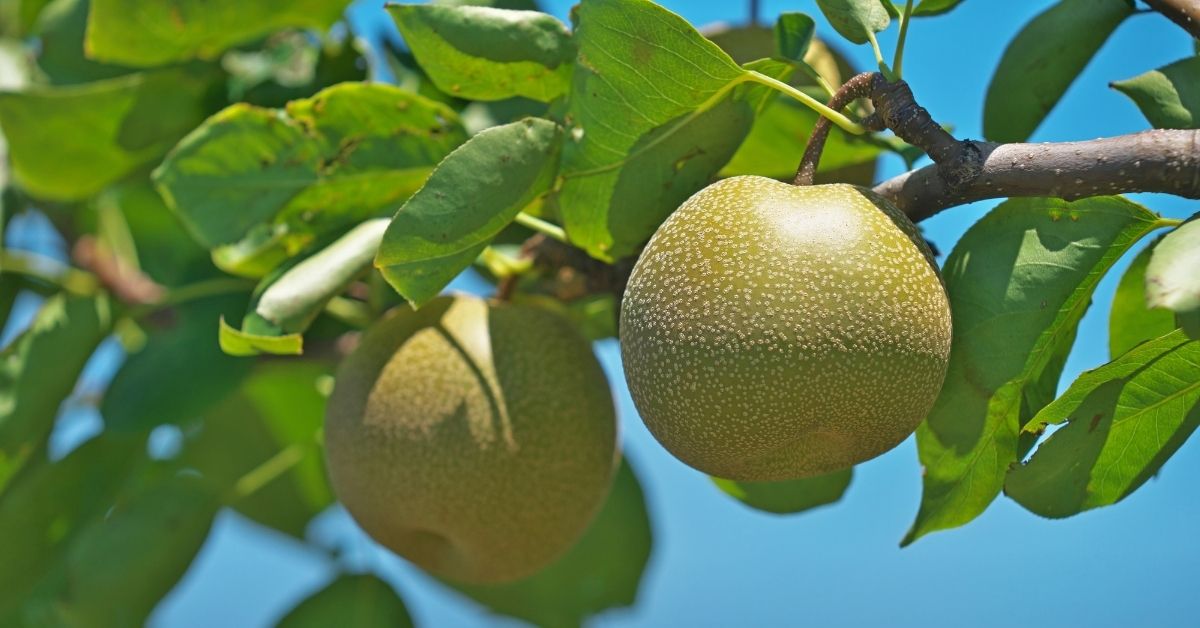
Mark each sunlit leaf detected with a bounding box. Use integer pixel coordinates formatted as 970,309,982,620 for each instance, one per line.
712,467,852,515
86,0,351,67
0,68,216,201
1112,55,1200,129
1007,329,1200,517
774,13,815,62
983,0,1134,142
377,117,561,306
389,4,574,102
219,317,303,357
815,0,890,45
1146,217,1200,314
153,83,467,266
905,196,1164,545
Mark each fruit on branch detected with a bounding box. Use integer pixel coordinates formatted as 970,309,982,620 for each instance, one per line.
620,177,952,481
325,295,618,584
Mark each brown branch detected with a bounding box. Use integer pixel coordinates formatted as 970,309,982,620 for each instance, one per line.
874,130,1200,221
1144,0,1200,39
795,72,880,186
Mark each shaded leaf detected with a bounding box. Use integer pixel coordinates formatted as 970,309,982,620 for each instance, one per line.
0,68,216,201
905,196,1163,544
0,293,111,492
153,83,466,268
914,0,966,16
712,467,852,515
1112,55,1200,129
389,4,574,102
377,117,561,306
240,35,370,109
1007,329,1200,517
29,0,133,85
451,458,652,628
103,294,253,432
182,362,333,539
20,474,219,628
98,181,213,287
278,574,413,628
0,435,141,618
86,0,350,67
983,0,1133,142
559,0,787,259
1109,242,1174,358
1146,217,1200,313
774,13,815,62
815,0,890,45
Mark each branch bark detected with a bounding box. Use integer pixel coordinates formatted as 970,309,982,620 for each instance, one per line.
1144,0,1200,40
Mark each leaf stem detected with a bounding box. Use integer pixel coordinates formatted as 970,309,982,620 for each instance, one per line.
127,277,255,319
0,249,98,294
893,0,915,79
231,442,309,501
745,71,866,134
866,31,895,80
514,212,568,243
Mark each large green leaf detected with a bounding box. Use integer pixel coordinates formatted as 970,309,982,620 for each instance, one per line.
983,0,1133,142
904,196,1165,545
278,574,414,628
451,458,652,628
0,68,216,201
182,362,332,539
0,293,111,491
815,0,890,45
1112,55,1200,129
1007,329,1200,517
376,117,561,306
86,0,350,67
1145,218,1200,314
29,0,133,85
712,468,852,515
20,474,219,627
389,4,573,103
559,0,788,259
153,83,467,273
1109,243,1175,358
0,435,141,618
102,294,253,432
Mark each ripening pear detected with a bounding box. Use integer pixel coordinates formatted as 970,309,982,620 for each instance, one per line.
620,177,952,481
325,295,618,584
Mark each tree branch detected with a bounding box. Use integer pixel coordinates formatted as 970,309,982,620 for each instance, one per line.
1143,0,1200,39
874,129,1200,221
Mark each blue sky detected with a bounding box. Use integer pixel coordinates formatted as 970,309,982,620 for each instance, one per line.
7,1,1197,626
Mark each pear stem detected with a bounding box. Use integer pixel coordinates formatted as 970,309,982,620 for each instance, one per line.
794,72,880,186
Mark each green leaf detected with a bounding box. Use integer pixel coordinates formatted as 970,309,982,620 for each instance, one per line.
1146,218,1200,314
1007,329,1200,517
153,83,466,265
388,4,573,103
983,0,1133,142
0,0,54,37
451,458,652,628
278,574,414,628
86,0,350,67
711,467,852,515
0,435,142,618
905,196,1163,545
102,295,253,432
815,0,890,45
99,182,213,287
0,68,216,201
219,317,303,357
914,0,966,16
774,13,816,62
254,218,388,333
559,0,786,259
29,0,132,85
720,97,880,182
0,293,111,492
1109,242,1175,358
21,474,220,628
376,117,561,306
1112,56,1200,129
182,362,333,539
